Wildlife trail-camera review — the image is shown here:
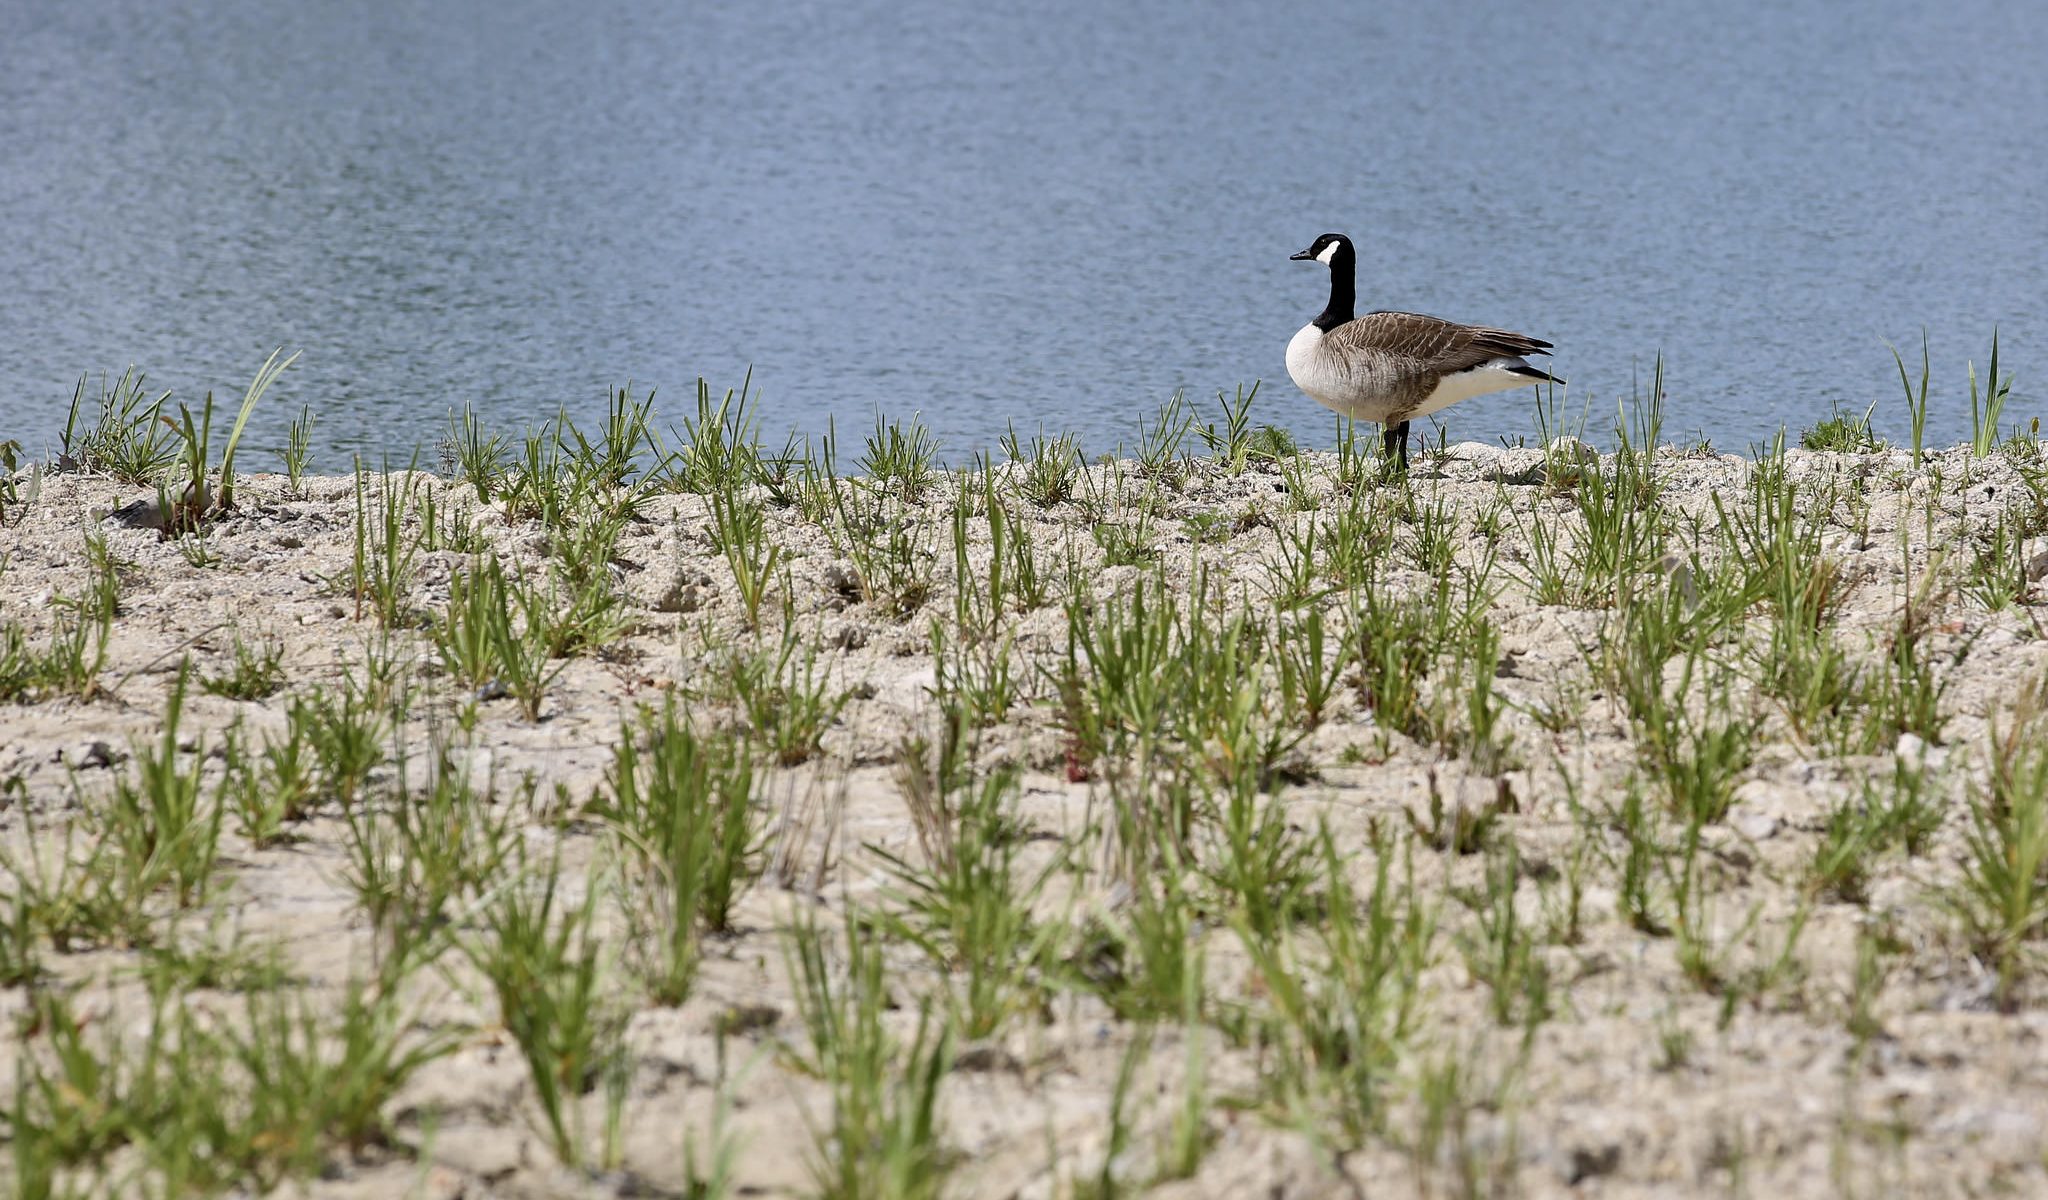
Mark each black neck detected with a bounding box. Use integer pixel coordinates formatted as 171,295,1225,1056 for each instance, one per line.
1313,244,1354,331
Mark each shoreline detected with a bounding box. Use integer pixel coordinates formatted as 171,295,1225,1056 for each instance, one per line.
5,431,2048,1198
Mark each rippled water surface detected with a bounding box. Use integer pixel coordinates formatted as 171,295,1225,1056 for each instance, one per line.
3,0,2045,463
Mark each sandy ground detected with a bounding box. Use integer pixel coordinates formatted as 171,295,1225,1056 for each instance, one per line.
4,438,2048,1199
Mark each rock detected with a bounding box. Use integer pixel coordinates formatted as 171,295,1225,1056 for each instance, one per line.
1976,626,2021,654
1551,1117,1626,1185
1407,772,1515,854
1658,553,1698,607
714,1003,780,1037
954,1042,1023,1073
1733,812,1781,841
1548,435,1599,464
1440,441,1503,479
823,562,863,600
2027,550,2048,582
1491,448,1548,486
103,496,168,531
1566,1141,1622,1184
1931,1105,2043,1157
427,1123,528,1182
56,740,120,770
1868,875,1920,911
650,573,699,613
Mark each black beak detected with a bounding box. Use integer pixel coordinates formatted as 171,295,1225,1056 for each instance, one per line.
1289,247,1315,261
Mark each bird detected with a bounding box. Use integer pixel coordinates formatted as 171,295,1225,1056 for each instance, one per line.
1285,232,1562,470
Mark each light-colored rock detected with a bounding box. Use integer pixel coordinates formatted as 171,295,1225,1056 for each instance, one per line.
1733,812,1781,842
1491,447,1548,485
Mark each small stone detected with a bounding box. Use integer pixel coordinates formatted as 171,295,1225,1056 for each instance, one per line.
1733,812,1781,841
953,1042,1023,1073
823,563,863,600
428,1123,527,1181
1440,441,1503,478
1895,732,1928,768
1659,554,1698,607
1548,435,1599,463
1491,448,1548,486
1562,1139,1622,1184
651,573,697,613
104,497,168,531
1977,626,2021,654
57,741,120,770
2027,550,2048,582
714,1003,781,1037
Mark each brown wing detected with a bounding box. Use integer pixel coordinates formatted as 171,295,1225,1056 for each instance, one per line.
1327,310,1553,373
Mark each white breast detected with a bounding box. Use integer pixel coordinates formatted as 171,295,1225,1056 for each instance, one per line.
1286,323,1395,422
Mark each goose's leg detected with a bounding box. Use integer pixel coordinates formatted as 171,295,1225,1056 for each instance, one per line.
1382,420,1411,472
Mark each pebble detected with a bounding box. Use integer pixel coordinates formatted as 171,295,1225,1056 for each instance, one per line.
1733,812,1781,841
1491,448,1548,486
1563,1140,1623,1184
1439,441,1503,480
1549,434,1596,456
651,574,700,613
56,740,120,769
822,562,862,599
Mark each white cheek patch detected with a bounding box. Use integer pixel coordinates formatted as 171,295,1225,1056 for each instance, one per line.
1315,241,1341,265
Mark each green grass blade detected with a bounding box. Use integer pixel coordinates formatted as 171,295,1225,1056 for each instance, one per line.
218,347,301,510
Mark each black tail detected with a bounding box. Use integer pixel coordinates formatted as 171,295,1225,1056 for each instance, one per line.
1508,364,1564,385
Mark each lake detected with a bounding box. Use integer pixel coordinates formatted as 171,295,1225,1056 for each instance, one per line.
3,0,2044,467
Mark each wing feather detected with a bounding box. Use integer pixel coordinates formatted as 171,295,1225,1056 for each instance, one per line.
1325,311,1554,375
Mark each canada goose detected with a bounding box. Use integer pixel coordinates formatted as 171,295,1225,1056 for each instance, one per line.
1286,233,1562,469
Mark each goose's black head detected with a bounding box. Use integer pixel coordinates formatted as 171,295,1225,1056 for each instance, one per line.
1293,233,1356,330
1289,233,1353,267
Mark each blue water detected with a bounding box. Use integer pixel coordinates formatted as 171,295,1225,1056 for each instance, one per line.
2,0,2044,466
